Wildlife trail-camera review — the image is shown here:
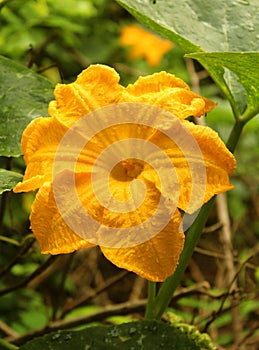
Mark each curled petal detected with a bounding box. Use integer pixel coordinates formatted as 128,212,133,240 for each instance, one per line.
49,65,124,128
31,182,93,254
13,116,100,193
126,71,189,92
181,121,236,209
125,72,216,119
148,120,236,213
14,118,67,193
101,210,185,282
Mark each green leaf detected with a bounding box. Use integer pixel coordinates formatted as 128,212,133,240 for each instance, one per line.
0,169,23,194
0,55,54,157
19,320,215,350
117,0,258,117
117,0,258,53
186,52,259,117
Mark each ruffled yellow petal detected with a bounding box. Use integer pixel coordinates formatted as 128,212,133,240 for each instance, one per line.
13,116,100,193
182,121,236,207
31,171,184,281
125,72,216,119
30,169,163,254
148,120,236,213
49,65,124,128
14,117,67,193
101,210,185,282
30,181,93,254
126,71,189,92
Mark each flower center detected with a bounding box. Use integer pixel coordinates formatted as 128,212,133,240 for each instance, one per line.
111,159,144,181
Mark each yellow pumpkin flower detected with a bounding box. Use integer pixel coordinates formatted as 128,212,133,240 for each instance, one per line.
120,24,173,66
14,64,236,282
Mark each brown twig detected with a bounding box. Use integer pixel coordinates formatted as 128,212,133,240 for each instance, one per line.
216,193,243,345
195,246,258,271
113,62,146,77
60,270,129,319
0,321,19,338
129,276,147,301
0,256,57,297
52,254,75,321
202,253,256,333
0,237,35,277
202,222,223,234
27,32,57,68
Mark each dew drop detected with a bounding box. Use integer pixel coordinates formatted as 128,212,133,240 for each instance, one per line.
64,333,72,341
110,327,119,337
51,333,61,341
129,327,137,335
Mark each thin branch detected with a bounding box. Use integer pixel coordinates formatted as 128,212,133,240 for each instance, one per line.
202,254,256,333
202,222,223,234
0,321,19,338
195,245,258,271
27,32,58,68
52,254,75,321
0,237,35,277
60,270,129,319
216,193,242,344
0,256,57,297
129,276,146,301
185,57,206,126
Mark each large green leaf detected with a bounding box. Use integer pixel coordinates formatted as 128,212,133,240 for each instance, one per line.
117,0,258,117
19,321,215,350
186,52,259,116
117,0,258,53
0,169,23,194
0,55,54,157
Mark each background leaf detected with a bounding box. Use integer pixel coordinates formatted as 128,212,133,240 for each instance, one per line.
19,320,215,350
186,52,259,116
117,0,258,53
0,169,23,194
117,0,258,116
0,55,53,157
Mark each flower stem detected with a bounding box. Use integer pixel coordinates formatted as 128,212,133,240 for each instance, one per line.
144,281,157,319
227,106,258,152
226,119,245,153
153,198,215,320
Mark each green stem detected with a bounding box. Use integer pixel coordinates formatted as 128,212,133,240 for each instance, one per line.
0,235,20,246
0,339,18,350
241,105,259,124
153,199,215,320
226,119,245,152
144,281,157,319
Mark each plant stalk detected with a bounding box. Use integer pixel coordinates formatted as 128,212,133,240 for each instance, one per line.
144,281,157,319
153,199,215,320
